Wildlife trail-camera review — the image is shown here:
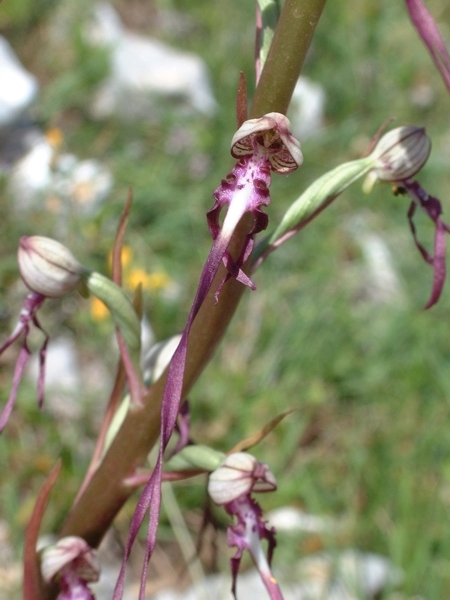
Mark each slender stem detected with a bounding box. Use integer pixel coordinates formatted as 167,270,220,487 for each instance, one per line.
53,0,327,580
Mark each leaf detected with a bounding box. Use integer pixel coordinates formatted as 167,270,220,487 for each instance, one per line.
228,408,297,453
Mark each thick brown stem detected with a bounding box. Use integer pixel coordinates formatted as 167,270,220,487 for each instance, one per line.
52,0,327,583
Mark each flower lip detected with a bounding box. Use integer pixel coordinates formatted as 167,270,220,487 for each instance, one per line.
231,112,303,174
370,125,431,181
18,236,83,298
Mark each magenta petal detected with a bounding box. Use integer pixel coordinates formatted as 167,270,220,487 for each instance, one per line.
0,342,31,431
36,334,49,409
425,218,447,309
407,201,434,265
405,0,450,93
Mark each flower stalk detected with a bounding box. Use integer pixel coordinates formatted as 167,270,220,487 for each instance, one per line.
46,3,327,598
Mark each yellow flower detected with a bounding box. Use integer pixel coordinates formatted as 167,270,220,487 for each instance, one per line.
45,127,64,149
145,271,172,291
107,245,134,271
125,268,172,292
90,296,109,321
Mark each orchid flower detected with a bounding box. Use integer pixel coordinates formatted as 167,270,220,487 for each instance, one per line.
208,452,280,599
113,113,302,600
364,126,450,308
0,237,84,432
41,536,100,600
396,180,450,309
0,235,142,432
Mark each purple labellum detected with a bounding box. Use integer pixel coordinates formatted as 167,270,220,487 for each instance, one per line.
398,179,450,308
113,114,302,600
0,291,47,432
405,0,450,93
55,570,96,600
226,496,281,600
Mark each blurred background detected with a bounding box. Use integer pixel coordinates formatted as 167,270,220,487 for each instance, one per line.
1,0,450,598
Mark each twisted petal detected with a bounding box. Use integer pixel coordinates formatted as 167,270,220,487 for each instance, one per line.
400,180,450,308
0,292,47,432
405,0,450,93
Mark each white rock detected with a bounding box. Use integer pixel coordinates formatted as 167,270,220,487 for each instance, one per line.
87,3,216,120
8,136,53,211
144,549,401,600
289,76,326,140
266,506,338,534
8,133,113,217
0,36,38,126
347,214,404,305
28,335,79,392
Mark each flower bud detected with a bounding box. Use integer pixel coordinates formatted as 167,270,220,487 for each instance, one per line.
41,536,100,584
368,125,431,183
208,452,277,505
231,112,303,174
18,236,84,298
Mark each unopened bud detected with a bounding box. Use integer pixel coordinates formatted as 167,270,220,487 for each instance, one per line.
366,125,431,188
18,236,84,298
208,452,277,505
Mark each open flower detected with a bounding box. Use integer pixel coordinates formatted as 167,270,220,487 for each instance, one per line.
41,536,100,600
0,237,84,432
208,112,303,295
208,452,280,599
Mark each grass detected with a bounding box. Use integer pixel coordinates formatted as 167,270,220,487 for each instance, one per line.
1,0,450,597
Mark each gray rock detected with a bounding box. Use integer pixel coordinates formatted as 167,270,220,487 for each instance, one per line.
86,3,216,120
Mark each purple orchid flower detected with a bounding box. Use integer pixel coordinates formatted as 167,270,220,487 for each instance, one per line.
41,536,100,600
405,0,450,93
366,125,449,308
208,452,280,599
113,113,302,600
0,237,83,431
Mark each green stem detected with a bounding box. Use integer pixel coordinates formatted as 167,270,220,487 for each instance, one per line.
51,0,328,587
251,0,327,117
